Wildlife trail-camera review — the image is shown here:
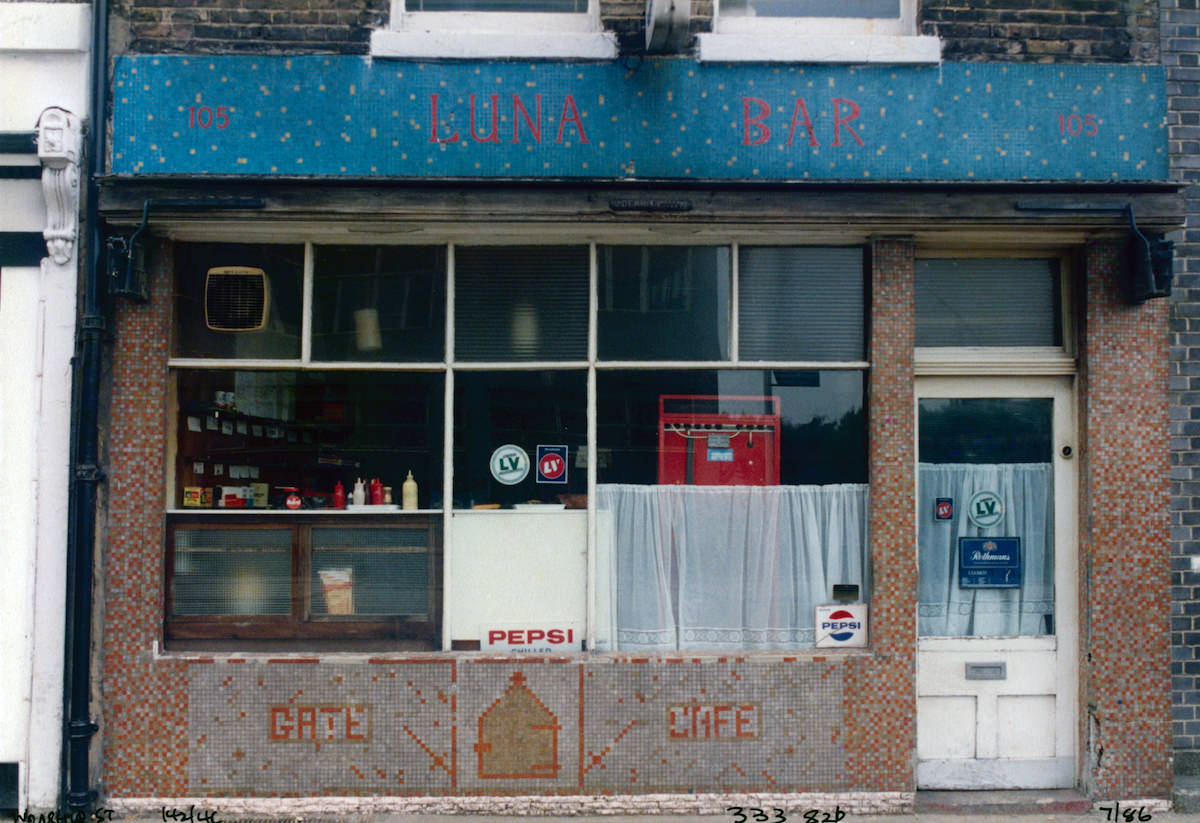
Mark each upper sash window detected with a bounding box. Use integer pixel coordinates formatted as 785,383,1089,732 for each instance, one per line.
371,0,616,60
699,0,939,63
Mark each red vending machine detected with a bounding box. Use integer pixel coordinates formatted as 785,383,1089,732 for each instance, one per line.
657,395,781,486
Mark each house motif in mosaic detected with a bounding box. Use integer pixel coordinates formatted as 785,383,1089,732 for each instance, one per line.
475,672,561,779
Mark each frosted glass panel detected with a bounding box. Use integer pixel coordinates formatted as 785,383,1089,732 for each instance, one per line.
172,528,292,615
310,527,430,617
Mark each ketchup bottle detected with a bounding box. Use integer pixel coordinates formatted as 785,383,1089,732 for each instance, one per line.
333,480,346,509
370,477,384,505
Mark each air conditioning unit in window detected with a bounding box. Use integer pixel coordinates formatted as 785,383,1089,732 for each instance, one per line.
205,266,270,332
645,0,690,53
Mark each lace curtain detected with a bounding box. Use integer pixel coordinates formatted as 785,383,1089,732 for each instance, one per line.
594,484,869,651
917,463,1054,637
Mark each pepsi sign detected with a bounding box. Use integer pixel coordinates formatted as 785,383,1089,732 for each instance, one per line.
814,603,868,648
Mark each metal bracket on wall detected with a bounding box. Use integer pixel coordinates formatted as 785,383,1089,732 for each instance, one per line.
108,196,266,303
1014,200,1175,303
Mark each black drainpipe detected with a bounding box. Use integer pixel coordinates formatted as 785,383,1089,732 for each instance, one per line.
62,0,108,810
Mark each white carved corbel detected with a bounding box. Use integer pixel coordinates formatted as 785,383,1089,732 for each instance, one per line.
36,107,83,266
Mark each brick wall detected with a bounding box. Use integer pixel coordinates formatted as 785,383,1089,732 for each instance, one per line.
922,0,1159,63
1164,0,1200,772
114,0,389,55
112,0,1157,59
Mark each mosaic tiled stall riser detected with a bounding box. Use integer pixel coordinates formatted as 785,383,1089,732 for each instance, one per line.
580,659,845,792
185,659,847,796
188,662,455,795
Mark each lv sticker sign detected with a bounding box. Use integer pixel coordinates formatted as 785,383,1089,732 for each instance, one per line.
537,445,568,485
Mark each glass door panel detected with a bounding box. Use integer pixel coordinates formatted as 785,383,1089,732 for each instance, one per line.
918,398,1055,638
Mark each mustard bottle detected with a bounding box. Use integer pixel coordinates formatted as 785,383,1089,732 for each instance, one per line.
402,471,418,510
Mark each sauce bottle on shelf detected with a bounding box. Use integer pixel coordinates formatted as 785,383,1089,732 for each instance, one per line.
333,480,346,510
370,476,384,505
352,477,366,506
402,471,418,510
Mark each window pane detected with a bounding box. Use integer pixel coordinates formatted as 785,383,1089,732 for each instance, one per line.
311,526,433,617
411,0,584,9
918,398,1055,638
598,246,731,361
172,527,292,615
916,259,1062,347
595,369,868,652
453,370,587,509
174,243,303,359
597,369,866,485
175,370,444,511
312,245,446,362
919,398,1053,464
738,247,865,361
721,0,898,17
455,246,588,361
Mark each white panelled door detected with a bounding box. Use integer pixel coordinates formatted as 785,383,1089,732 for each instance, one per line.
915,377,1077,789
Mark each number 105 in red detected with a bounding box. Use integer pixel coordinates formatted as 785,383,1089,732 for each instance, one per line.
188,106,229,129
1057,113,1098,137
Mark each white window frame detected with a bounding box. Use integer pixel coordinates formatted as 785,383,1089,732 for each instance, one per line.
165,234,871,653
370,0,617,60
697,0,940,64
913,251,1076,378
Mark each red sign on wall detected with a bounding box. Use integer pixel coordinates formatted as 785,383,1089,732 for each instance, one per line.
269,705,370,742
667,703,759,740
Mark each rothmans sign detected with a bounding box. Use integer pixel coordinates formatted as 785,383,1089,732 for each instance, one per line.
111,56,1168,182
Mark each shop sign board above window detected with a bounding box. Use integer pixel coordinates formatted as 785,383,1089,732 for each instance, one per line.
112,57,1167,182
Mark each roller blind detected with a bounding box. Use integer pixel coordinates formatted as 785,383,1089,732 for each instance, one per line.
738,246,865,361
455,246,589,361
916,259,1061,347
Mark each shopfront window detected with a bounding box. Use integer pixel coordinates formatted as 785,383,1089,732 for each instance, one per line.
455,245,589,361
311,245,446,362
166,240,868,652
173,243,304,360
593,369,867,651
452,370,587,509
598,246,731,361
168,365,443,646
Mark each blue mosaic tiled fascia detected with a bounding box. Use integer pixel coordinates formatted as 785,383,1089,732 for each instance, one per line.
111,57,1169,182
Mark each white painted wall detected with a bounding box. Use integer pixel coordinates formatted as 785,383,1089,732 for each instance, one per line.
0,1,91,811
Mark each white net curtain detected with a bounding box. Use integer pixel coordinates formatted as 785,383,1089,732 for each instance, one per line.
595,484,869,651
917,463,1054,637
